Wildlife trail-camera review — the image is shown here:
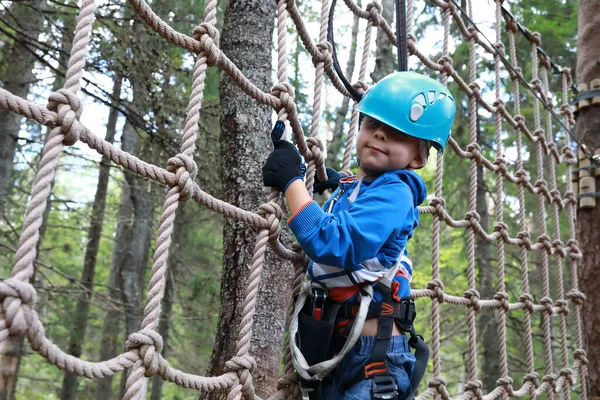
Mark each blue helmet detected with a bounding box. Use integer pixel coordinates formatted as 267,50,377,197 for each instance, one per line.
356,71,456,154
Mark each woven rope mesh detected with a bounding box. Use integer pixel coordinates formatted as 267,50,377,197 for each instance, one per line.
0,0,587,399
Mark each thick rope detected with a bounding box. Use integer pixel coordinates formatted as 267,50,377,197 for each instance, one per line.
0,1,587,400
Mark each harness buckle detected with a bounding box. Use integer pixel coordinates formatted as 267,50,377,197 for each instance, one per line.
371,374,399,400
311,287,327,320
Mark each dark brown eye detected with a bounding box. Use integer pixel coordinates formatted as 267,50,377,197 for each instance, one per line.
368,118,381,127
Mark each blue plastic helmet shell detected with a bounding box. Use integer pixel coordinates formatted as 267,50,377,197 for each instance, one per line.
356,71,456,153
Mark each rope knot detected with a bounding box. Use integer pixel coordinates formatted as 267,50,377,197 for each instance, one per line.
513,114,526,127
493,99,505,114
465,211,481,223
193,23,220,66
314,41,333,69
539,296,554,315
466,142,482,162
494,222,508,236
494,41,505,54
428,375,447,389
515,169,529,183
429,196,446,210
522,372,539,387
533,128,545,141
505,18,518,34
225,355,257,373
167,154,198,201
494,291,510,312
366,2,383,25
126,329,164,377
563,190,576,206
537,234,552,253
467,81,481,100
541,373,556,390
271,83,296,116
47,89,83,146
566,289,586,306
574,349,588,365
352,80,369,96
494,158,508,176
258,202,283,242
551,239,566,257
566,239,582,260
496,377,513,394
519,293,535,313
463,289,481,312
531,31,542,46
549,189,564,210
438,56,455,76
0,279,37,337
427,279,445,303
466,26,479,42
464,379,483,398
559,368,574,386
562,146,577,165
306,137,325,165
517,231,532,250
555,299,569,316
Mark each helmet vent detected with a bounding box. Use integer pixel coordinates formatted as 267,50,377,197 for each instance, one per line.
410,103,424,122
438,93,447,100
428,91,436,104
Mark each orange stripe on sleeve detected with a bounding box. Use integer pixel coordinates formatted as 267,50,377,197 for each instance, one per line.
287,200,317,224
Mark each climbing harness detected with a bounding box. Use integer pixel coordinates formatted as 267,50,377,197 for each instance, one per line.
290,260,429,400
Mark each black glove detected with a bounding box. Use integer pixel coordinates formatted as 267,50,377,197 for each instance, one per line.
314,167,344,195
262,121,307,193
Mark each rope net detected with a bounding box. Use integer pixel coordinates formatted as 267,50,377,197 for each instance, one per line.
0,0,587,399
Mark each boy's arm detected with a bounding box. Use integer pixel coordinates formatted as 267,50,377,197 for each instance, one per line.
285,179,313,215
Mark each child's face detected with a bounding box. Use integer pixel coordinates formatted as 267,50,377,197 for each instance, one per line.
356,116,425,176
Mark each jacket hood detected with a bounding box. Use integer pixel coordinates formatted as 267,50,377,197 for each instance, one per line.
391,170,427,207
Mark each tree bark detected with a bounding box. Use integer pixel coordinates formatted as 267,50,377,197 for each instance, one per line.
60,75,122,400
94,177,131,400
202,1,292,399
0,1,47,399
576,0,600,397
149,206,180,400
328,0,361,169
117,117,156,399
475,154,499,393
371,0,395,82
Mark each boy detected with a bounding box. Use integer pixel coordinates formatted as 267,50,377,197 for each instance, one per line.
262,71,455,400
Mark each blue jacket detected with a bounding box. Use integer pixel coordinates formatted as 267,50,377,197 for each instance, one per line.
288,169,427,303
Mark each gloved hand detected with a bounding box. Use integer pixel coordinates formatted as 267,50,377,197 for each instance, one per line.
262,121,306,194
314,167,344,195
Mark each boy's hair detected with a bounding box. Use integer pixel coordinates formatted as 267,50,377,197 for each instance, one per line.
418,139,431,166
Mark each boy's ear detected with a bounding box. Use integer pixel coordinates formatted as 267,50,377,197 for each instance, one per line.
408,152,427,170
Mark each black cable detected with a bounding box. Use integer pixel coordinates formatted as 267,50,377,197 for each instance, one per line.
500,5,578,94
327,0,363,102
448,0,585,154
395,0,408,71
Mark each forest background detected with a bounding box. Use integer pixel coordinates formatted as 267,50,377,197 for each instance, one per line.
0,0,592,399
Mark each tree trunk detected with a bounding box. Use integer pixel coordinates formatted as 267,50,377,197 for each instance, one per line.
117,117,156,399
0,0,45,216
94,178,131,400
202,1,292,399
149,206,180,400
475,157,499,392
0,2,47,399
60,75,122,400
328,0,361,169
576,0,600,396
371,0,395,82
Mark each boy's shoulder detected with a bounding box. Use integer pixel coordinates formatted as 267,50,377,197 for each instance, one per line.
371,170,427,206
